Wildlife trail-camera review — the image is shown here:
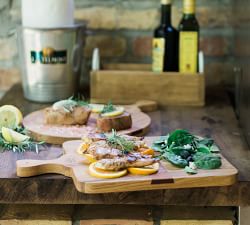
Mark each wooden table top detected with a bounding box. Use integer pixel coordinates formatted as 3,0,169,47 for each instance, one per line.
0,84,249,206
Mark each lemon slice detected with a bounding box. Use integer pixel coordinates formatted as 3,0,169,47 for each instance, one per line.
89,104,104,113
77,142,90,155
89,162,127,179
101,106,124,117
0,105,23,129
1,127,30,143
83,154,97,164
128,162,159,175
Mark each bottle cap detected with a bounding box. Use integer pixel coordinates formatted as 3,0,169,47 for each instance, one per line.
183,0,196,14
161,0,171,5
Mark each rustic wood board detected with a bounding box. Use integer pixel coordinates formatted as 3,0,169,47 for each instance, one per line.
22,105,151,145
16,137,238,194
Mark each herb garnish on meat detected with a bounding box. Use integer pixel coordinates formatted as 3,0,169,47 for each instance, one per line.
106,129,135,154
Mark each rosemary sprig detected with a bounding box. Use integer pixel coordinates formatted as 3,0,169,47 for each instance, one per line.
0,126,44,153
106,129,135,154
101,101,116,114
0,136,44,153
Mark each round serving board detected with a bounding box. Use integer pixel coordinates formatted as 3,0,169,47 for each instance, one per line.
23,105,151,145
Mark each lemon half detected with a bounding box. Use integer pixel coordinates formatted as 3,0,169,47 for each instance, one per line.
101,106,124,117
89,162,127,179
0,105,23,129
128,163,159,175
89,104,104,113
2,127,29,143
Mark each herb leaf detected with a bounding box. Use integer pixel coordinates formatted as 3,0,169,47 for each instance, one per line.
106,129,135,154
101,101,116,114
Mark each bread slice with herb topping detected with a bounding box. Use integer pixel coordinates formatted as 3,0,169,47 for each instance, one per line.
44,100,91,125
97,111,132,132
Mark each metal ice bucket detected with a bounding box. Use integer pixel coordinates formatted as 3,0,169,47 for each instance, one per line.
17,24,85,102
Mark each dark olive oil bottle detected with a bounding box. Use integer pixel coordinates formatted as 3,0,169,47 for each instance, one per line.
179,0,199,73
152,0,179,72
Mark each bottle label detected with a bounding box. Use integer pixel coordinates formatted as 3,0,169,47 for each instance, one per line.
152,38,165,72
179,31,198,74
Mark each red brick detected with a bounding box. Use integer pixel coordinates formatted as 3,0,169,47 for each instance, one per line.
133,37,152,57
200,37,230,57
234,37,250,56
84,35,127,58
197,7,233,28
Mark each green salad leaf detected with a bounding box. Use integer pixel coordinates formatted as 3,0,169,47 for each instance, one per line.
184,166,198,174
193,152,222,170
152,129,222,174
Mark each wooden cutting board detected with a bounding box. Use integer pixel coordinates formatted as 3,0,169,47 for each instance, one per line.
16,137,238,194
22,104,152,145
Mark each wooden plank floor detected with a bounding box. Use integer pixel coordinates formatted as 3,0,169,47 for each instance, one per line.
0,84,249,206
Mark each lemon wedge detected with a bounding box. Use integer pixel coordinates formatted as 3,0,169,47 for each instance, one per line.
89,162,127,179
101,106,124,117
89,104,104,113
1,127,29,143
0,105,23,129
128,162,159,175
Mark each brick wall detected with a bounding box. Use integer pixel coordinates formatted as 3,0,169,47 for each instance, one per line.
0,0,234,95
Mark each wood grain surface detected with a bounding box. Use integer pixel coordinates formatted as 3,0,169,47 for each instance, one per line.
22,105,151,145
91,64,205,106
16,138,237,194
0,84,249,206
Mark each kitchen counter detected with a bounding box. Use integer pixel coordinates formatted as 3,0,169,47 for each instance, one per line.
0,84,249,207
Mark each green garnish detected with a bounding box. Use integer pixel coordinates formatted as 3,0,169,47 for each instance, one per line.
0,126,44,153
106,129,135,154
152,129,222,174
68,94,89,107
101,101,116,114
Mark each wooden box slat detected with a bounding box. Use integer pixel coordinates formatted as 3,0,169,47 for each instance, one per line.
91,64,205,106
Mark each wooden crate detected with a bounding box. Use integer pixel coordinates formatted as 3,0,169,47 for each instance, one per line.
90,64,205,106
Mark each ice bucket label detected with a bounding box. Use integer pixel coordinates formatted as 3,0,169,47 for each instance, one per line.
31,47,67,64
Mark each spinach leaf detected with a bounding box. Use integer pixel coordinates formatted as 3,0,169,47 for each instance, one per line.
152,130,222,174
184,166,197,174
197,144,210,154
163,152,188,168
197,138,214,147
167,129,195,147
193,152,222,170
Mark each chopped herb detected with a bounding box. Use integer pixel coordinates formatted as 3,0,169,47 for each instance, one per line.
106,129,135,154
101,101,116,114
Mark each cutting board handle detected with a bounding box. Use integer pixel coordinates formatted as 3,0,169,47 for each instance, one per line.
134,100,158,112
16,157,71,177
